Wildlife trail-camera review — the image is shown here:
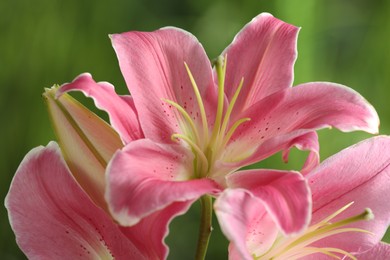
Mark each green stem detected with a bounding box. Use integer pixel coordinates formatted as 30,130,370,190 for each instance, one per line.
195,195,213,260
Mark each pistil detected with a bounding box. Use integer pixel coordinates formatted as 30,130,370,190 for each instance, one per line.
163,99,201,145
210,55,227,147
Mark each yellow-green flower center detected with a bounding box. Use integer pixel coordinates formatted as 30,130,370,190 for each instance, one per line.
166,55,249,179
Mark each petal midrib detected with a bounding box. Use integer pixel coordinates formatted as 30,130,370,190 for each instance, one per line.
311,157,390,215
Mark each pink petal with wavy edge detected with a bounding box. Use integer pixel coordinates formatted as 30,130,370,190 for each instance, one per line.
226,82,379,168
121,201,193,259
354,242,390,259
227,169,311,235
214,189,278,260
5,142,147,259
58,73,143,143
111,28,217,143
106,139,221,226
221,13,299,114
306,136,390,255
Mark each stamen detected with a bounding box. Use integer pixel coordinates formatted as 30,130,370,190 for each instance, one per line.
222,117,251,147
220,77,244,140
285,246,342,260
321,208,373,232
308,202,355,232
284,227,372,255
184,62,209,143
163,99,200,144
171,133,209,174
260,206,374,260
321,248,357,260
285,247,357,260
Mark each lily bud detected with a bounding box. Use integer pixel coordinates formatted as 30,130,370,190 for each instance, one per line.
43,86,123,211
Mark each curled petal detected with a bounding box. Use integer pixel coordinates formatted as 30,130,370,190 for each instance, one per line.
222,12,299,114
111,28,217,143
5,142,147,259
281,131,320,174
58,73,143,143
106,139,221,226
227,169,311,235
307,136,390,254
214,189,278,260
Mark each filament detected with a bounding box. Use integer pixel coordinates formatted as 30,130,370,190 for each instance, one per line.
220,77,244,138
258,204,374,260
163,99,200,144
184,62,209,142
222,117,251,147
171,133,209,174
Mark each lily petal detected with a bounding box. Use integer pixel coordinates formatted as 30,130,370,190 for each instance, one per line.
111,28,217,143
58,73,143,143
228,82,379,168
121,201,193,259
307,136,390,254
288,82,379,133
43,87,123,210
5,142,146,259
222,12,299,113
106,139,221,226
214,189,278,260
227,169,311,235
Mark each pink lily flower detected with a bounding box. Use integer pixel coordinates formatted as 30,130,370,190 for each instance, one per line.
214,136,390,259
5,142,190,259
58,13,379,235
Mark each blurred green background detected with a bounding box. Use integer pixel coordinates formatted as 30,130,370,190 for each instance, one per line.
1,0,389,259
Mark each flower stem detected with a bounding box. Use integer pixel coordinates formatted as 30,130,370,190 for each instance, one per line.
195,195,213,260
